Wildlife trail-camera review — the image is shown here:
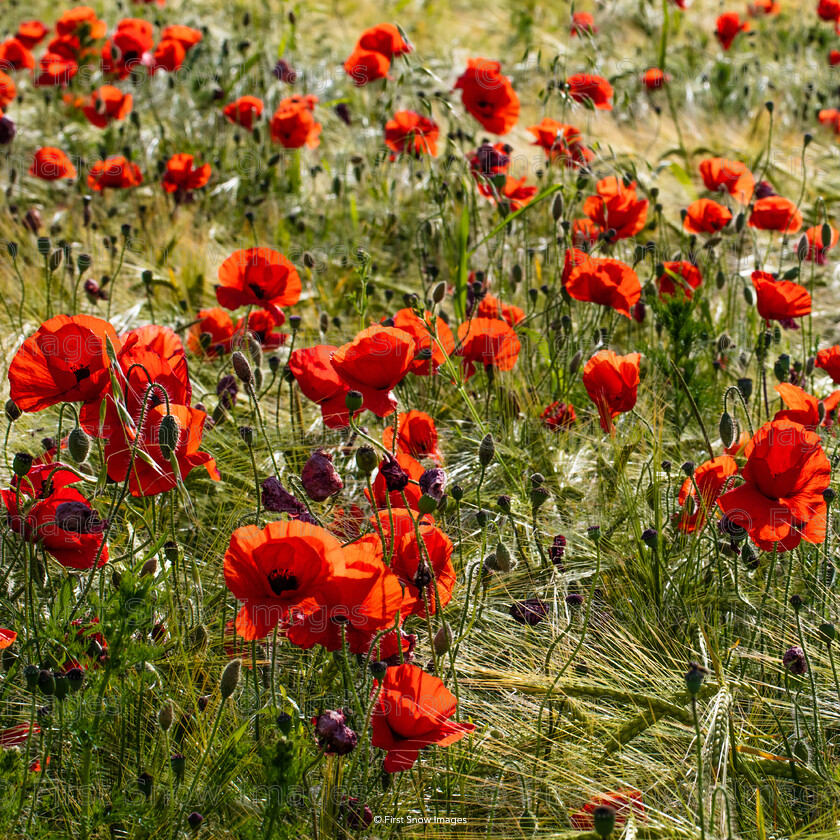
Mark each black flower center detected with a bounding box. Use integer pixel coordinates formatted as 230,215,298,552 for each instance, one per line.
267,568,298,596
248,283,265,300
73,366,91,382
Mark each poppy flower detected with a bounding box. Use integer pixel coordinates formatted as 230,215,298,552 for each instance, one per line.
641,67,670,89
56,6,107,40
456,318,521,379
223,96,264,130
572,218,601,247
749,196,802,233
570,11,598,35
0,629,15,649
9,314,118,412
566,73,614,110
371,664,475,772
160,25,202,51
384,111,439,157
393,520,455,617
773,383,840,429
87,156,143,190
232,310,286,352
718,418,830,551
81,85,132,128
216,247,301,321
698,157,755,203
818,109,840,133
454,58,520,135
816,346,840,382
818,0,840,20
469,141,511,177
830,50,840,65
583,176,648,239
0,39,35,71
582,349,641,432
35,51,78,86
269,95,321,149
331,326,415,417
187,308,235,357
683,199,733,234
0,72,16,109
798,225,838,264
29,147,77,181
476,175,538,212
15,22,49,50
150,39,186,73
541,401,577,430
383,410,442,461
676,455,738,533
751,271,811,321
571,790,645,831
564,251,641,318
475,293,525,327
527,118,593,167
224,520,347,640
284,535,403,652
289,345,355,428
657,261,703,300
390,309,455,375
715,12,750,49
344,48,391,85
357,23,411,58
748,0,780,14
108,20,154,72
367,454,426,512
162,153,211,193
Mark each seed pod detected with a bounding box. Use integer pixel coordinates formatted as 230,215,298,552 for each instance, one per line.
356,445,378,474
5,400,21,422
12,452,32,477
345,390,363,412
68,427,91,463
220,658,242,699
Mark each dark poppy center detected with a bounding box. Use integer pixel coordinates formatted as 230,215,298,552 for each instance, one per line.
73,366,91,383
248,283,265,300
267,568,298,595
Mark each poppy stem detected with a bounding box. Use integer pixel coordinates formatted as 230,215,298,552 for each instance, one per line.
670,359,713,457
691,696,707,840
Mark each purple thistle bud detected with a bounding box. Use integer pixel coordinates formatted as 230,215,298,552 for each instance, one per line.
300,449,344,502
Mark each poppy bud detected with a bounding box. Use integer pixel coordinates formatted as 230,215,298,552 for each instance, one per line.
158,414,180,459
552,193,564,222
478,434,495,467
187,812,204,829
451,485,464,502
497,495,512,513
819,622,836,644
475,509,488,527
593,805,616,838
783,646,807,675
531,486,550,510
789,594,805,612
433,623,452,655
641,528,658,549
24,209,42,234
68,426,91,463
66,667,85,693
719,412,737,449
137,772,153,799
53,672,69,701
494,541,513,573
36,237,51,257
5,400,21,422
432,281,447,304
140,557,157,577
301,449,344,502
24,664,39,692
231,351,254,386
220,658,242,699
569,349,583,375
684,661,706,696
12,452,33,477
238,426,254,445
345,390,363,412
681,461,695,477
356,445,378,474
158,700,174,732
37,669,56,696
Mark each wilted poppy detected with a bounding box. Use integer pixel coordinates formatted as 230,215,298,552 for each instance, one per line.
541,401,577,430
715,12,750,49
469,141,511,177
658,261,703,300
81,85,132,128
162,153,212,193
566,73,614,110
816,346,840,382
224,520,346,640
391,309,455,375
331,326,415,417
87,156,143,190
216,247,302,321
223,96,264,130
367,454,425,511
384,111,439,157
269,95,321,148
289,345,354,428
454,58,520,135
30,147,77,180
564,251,641,317
456,318,521,379
749,196,802,233
527,117,593,167
718,418,830,551
187,308,235,357
582,349,641,432
683,199,733,234
583,176,648,239
371,664,475,772
383,410,442,461
751,271,811,321
676,455,738,532
0,38,35,71
698,157,755,203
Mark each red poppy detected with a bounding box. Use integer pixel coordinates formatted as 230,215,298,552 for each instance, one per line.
0,72,15,108
454,58,520,135
658,261,703,300
0,725,39,749
456,318,521,379
715,12,750,49
331,326,415,417
150,39,186,73
110,19,154,66
216,247,302,321
582,349,641,432
571,790,645,831
527,118,593,167
187,308,235,357
371,664,475,772
541,401,577,430
9,315,118,412
819,109,840,133
683,199,733,234
476,175,538,211
641,67,670,89
676,456,738,533
0,39,35,71
15,22,49,50
698,157,755,203
223,96,264,130
384,111,439,157
35,51,78,86
232,310,286,352
289,345,354,428
160,25,202,50
357,23,411,58
30,147,77,180
344,48,391,85
816,346,840,382
797,225,838,264
56,6,107,40
162,153,211,193
748,0,780,14
773,383,840,429
830,50,840,65
224,520,347,640
572,218,601,247
383,410,442,461
87,156,143,190
583,177,648,240
284,535,403,652
718,419,830,551
81,85,132,128
818,0,840,20
751,271,811,321
269,95,321,148
570,11,598,35
390,309,455,375
749,196,802,233
0,629,16,649
475,293,525,327
367,453,425,512
566,73,614,110
564,251,641,318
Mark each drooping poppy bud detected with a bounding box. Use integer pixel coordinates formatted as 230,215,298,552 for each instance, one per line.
300,449,343,502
